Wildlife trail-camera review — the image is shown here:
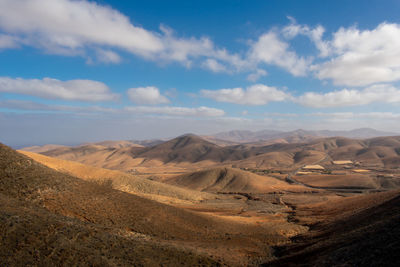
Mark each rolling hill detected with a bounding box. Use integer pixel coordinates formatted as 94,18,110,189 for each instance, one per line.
210,128,398,144
18,150,216,203
2,143,300,265
166,167,309,193
0,143,222,265
22,134,400,175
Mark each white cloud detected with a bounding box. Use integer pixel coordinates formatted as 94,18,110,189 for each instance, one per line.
249,31,310,76
311,112,400,119
298,84,400,108
201,84,290,105
0,0,163,56
314,23,400,86
0,33,18,49
282,17,330,57
0,0,246,71
202,58,228,73
0,77,118,101
247,69,267,82
124,106,225,117
0,99,115,113
158,25,248,71
127,86,170,105
94,49,122,64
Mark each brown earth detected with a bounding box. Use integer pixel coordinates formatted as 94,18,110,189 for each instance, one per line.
31,135,400,174
166,167,310,193
19,150,215,203
11,134,400,266
266,190,400,266
2,143,306,266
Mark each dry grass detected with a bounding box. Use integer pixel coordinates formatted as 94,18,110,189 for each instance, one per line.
19,150,215,202
167,167,312,193
3,144,295,266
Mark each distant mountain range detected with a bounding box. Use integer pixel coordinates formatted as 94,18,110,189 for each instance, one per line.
206,128,398,144
21,132,400,172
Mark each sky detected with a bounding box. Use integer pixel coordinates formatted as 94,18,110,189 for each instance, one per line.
1,0,400,147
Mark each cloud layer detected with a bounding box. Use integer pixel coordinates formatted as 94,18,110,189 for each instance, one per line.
2,0,400,88
0,77,118,101
125,106,225,117
298,84,400,108
313,23,400,86
201,84,290,105
127,86,170,105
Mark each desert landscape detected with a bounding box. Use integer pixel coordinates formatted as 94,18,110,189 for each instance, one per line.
0,128,399,266
2,0,400,266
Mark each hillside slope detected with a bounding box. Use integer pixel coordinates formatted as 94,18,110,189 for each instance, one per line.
167,167,309,193
267,190,400,266
19,150,215,203
0,143,221,266
2,143,290,265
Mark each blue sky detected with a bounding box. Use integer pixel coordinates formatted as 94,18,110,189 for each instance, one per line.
1,0,400,147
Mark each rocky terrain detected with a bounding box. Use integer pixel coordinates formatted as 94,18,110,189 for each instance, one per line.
3,132,400,266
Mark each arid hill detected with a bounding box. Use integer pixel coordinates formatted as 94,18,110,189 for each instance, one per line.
167,167,309,193
28,135,400,172
87,140,143,149
19,150,216,203
2,143,300,265
21,144,68,153
133,134,231,163
0,143,221,265
308,136,400,167
267,190,400,266
210,128,397,143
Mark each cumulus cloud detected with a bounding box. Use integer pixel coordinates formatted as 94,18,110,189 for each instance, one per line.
249,31,310,76
0,77,118,101
247,69,267,82
282,17,330,57
297,84,400,108
127,86,170,105
94,49,122,64
201,84,290,105
314,23,400,86
0,0,245,71
3,1,400,87
124,106,225,117
158,25,248,71
0,33,18,49
202,58,228,73
0,0,163,56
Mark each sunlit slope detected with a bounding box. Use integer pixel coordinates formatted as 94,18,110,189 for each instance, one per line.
2,143,292,265
19,150,215,202
167,167,310,193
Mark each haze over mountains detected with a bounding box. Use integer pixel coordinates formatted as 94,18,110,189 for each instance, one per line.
4,128,400,266
23,131,400,174
7,127,400,266
20,127,397,151
3,134,400,265
207,128,398,144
